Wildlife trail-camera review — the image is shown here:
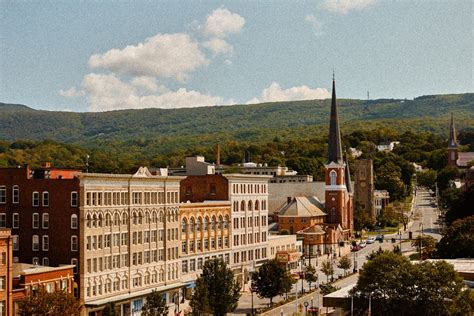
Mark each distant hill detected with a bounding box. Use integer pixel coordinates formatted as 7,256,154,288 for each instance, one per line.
1,93,473,147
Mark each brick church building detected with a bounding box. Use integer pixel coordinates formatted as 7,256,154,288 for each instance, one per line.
278,77,354,257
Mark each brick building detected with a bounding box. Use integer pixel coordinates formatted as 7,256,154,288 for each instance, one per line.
354,159,375,218
12,263,75,315
180,173,270,289
0,229,13,316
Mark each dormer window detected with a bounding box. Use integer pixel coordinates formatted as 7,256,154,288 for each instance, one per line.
330,170,337,186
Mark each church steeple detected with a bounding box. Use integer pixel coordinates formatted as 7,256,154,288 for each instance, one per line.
448,113,458,148
328,76,343,164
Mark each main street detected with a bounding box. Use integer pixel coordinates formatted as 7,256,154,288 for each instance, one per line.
232,188,441,315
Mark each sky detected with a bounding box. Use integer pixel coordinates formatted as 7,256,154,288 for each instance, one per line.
1,0,472,112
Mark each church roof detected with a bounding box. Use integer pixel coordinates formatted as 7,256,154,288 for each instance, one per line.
328,78,344,164
345,155,353,194
458,152,474,167
278,196,326,217
297,223,343,235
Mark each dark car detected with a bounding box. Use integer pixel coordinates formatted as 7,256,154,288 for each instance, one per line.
375,234,384,242
351,245,362,252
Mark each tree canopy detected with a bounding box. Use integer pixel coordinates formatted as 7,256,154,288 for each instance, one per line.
251,259,295,305
437,215,474,259
189,258,240,316
141,290,168,316
18,287,81,316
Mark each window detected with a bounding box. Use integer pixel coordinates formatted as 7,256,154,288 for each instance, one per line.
32,235,39,251
32,213,39,229
0,186,6,204
71,214,78,229
71,191,78,207
12,185,19,204
330,170,337,186
42,257,49,266
32,257,39,265
71,235,78,251
12,235,19,251
32,192,39,207
42,192,49,207
0,214,5,228
71,258,78,274
12,213,19,229
42,235,49,251
0,276,5,290
42,213,49,229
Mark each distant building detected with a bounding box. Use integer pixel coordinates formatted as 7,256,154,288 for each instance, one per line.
374,190,390,216
169,156,216,176
354,159,376,218
268,235,301,270
377,141,400,152
448,114,474,169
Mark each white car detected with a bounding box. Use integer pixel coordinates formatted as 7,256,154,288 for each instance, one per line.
358,241,367,248
366,237,376,244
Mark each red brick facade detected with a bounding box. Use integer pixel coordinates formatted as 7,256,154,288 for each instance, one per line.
180,174,229,203
0,166,81,294
0,229,13,316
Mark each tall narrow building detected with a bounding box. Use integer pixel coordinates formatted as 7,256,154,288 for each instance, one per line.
324,77,353,238
448,113,458,167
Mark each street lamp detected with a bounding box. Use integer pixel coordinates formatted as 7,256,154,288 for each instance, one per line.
304,301,309,315
250,285,255,316
300,257,305,295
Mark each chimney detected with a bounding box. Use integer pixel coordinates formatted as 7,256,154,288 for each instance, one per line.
216,144,221,168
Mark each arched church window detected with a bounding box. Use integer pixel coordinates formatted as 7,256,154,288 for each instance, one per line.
330,170,337,186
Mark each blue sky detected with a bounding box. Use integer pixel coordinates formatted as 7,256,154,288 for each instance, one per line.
1,0,472,112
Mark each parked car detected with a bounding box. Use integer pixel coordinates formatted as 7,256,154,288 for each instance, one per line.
366,237,376,244
351,245,362,252
358,241,367,248
375,234,384,242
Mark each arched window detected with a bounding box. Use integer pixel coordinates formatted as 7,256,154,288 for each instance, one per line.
189,218,195,232
261,200,265,210
248,200,253,212
122,213,128,225
159,211,165,223
106,213,112,226
197,217,202,232
217,216,223,230
181,219,187,233
330,170,337,186
255,200,259,211
113,277,120,291
92,214,97,228
211,216,216,230
71,214,78,229
224,215,229,229
86,214,91,228
240,201,246,212
114,213,120,226
152,211,158,223
204,217,209,231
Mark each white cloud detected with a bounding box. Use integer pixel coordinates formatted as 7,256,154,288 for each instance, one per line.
88,33,208,81
305,14,323,35
248,82,330,104
202,38,233,56
59,87,84,98
322,0,376,14
204,8,245,37
82,73,224,111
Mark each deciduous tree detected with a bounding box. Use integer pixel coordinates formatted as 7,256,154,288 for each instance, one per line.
141,290,168,316
337,255,352,276
251,259,294,305
18,287,81,316
304,265,318,290
321,259,334,282
437,215,474,259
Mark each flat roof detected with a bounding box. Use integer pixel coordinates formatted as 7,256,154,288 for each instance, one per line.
13,263,74,277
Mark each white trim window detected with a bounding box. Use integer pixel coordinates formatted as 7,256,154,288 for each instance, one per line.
12,235,19,251
42,213,49,229
71,191,78,207
71,214,78,229
42,235,49,251
71,235,78,252
330,170,337,186
32,192,39,207
32,257,39,265
32,235,39,251
12,185,19,204
12,213,19,229
71,258,78,274
42,191,49,207
0,186,6,204
42,257,49,266
32,213,39,229
0,214,5,228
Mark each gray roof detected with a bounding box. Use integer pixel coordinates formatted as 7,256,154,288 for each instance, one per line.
278,196,326,217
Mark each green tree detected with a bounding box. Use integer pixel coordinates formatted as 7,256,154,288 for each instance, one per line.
319,284,340,296
321,259,335,282
445,186,474,225
437,215,474,259
375,162,406,201
251,259,294,305
411,235,437,259
350,250,473,315
436,166,459,193
416,170,437,188
102,302,116,316
141,290,168,316
304,265,318,290
18,287,81,315
337,255,352,276
190,258,240,316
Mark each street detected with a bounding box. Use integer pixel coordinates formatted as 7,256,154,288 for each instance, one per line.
231,188,441,315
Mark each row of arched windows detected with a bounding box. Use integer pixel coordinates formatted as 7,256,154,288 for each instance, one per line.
181,215,230,234
232,200,266,212
85,208,179,228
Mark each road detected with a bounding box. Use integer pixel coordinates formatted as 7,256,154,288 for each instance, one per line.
231,188,441,315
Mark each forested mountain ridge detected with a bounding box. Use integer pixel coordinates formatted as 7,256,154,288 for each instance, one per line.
1,93,473,144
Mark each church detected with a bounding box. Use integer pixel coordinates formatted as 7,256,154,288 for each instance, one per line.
277,77,354,258
447,114,474,187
